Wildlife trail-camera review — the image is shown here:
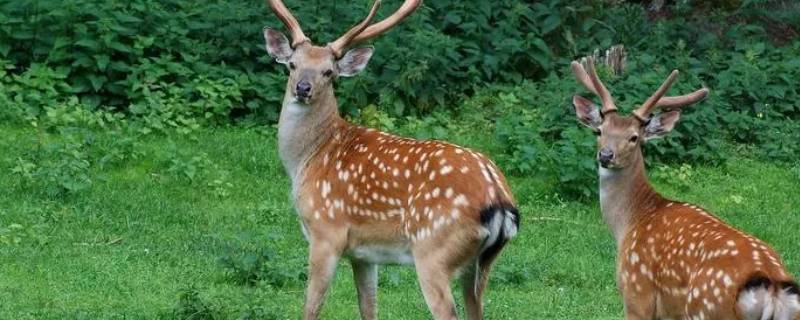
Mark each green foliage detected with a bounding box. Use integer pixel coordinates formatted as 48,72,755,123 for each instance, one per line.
651,163,695,189
237,305,282,320
1,0,798,200
487,77,600,199
217,239,306,287
482,35,800,199
172,287,220,320
0,222,25,246
7,98,141,197
0,62,67,122
1,0,279,122
1,125,799,319
350,104,397,132
164,150,234,198
792,162,800,180
345,28,799,200
12,131,94,197
0,0,663,120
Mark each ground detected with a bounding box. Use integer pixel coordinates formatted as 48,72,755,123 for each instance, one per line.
0,124,798,319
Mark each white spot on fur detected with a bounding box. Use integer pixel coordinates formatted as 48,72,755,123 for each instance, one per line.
453,194,469,207
440,166,453,175
321,180,331,199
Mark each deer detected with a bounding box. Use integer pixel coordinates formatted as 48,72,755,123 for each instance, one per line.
569,57,799,320
261,1,519,319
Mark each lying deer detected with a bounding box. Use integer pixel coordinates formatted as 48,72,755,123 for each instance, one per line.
262,1,519,319
570,58,799,320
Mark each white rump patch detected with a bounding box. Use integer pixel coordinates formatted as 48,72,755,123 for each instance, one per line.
479,210,503,253
774,287,800,320
503,210,518,238
737,286,774,320
479,209,518,253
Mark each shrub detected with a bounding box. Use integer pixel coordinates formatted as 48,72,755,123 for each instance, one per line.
12,130,94,197
163,150,234,198
3,0,799,201
480,40,800,199
9,98,143,197
217,242,306,288
0,0,650,120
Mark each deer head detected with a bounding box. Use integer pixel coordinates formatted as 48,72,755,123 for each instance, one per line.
263,0,420,105
570,58,709,169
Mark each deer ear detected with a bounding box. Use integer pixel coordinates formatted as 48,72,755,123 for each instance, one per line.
337,46,374,77
644,110,681,141
264,28,293,64
572,95,603,130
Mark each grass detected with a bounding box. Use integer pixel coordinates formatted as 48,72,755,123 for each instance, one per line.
0,124,799,319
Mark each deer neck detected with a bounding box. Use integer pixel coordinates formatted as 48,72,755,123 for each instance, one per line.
598,150,662,246
278,85,343,191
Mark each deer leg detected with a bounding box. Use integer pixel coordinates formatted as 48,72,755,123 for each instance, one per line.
460,262,483,320
303,236,344,320
414,230,483,320
352,260,378,320
621,289,657,320
415,257,458,320
462,238,507,320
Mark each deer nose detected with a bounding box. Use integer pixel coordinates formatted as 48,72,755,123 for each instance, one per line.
598,148,614,166
296,81,312,97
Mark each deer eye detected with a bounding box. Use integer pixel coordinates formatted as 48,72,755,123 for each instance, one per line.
629,135,639,143
289,62,296,70
323,69,333,77
594,130,601,136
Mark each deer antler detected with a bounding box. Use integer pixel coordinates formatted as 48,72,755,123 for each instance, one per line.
267,0,420,58
633,72,710,121
573,56,710,120
328,0,382,58
267,0,310,47
328,0,421,58
653,88,710,110
351,0,421,43
571,57,617,115
632,70,679,121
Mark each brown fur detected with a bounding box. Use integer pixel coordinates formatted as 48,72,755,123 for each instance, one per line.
267,18,517,320
571,63,797,319
293,117,516,320
590,114,796,320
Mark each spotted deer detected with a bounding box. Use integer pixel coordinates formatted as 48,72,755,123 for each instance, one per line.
570,58,799,320
261,1,519,319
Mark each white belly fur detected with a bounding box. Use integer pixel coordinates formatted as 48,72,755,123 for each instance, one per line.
347,244,414,265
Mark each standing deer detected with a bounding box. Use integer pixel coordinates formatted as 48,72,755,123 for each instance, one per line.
261,1,519,319
570,58,799,320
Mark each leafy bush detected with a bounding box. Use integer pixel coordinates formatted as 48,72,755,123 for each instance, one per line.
1,0,279,121
0,0,672,120
476,39,800,199
164,150,234,198
651,163,695,189
2,0,799,201
7,97,144,197
217,242,306,287
12,130,94,197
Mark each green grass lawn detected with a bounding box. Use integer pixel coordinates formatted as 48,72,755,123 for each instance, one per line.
1,124,798,319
